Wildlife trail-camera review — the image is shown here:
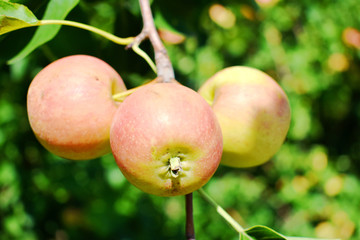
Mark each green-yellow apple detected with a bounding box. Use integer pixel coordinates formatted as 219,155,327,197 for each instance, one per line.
110,82,223,196
27,55,126,160
198,66,291,168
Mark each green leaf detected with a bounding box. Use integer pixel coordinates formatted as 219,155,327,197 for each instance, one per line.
244,225,341,240
0,1,39,35
154,10,181,34
7,0,80,64
286,238,341,240
245,225,286,240
239,232,254,240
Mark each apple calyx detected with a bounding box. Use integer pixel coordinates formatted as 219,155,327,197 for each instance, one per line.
169,156,182,178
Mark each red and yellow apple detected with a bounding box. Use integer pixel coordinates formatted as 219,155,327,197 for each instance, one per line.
27,55,126,160
110,82,223,196
198,66,291,168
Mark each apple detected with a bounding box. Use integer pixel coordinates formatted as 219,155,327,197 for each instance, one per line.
110,82,223,197
198,66,291,168
342,27,360,49
27,55,126,160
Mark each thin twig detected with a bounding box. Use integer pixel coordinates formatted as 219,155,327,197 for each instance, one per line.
185,193,195,240
133,0,175,83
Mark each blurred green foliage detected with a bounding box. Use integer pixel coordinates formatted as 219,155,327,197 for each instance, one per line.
1,0,360,239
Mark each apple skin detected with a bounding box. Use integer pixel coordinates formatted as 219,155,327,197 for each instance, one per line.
198,66,291,168
27,55,126,160
110,82,223,197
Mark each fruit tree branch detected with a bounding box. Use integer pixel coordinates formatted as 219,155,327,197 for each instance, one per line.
185,193,195,240
133,1,194,238
129,0,175,83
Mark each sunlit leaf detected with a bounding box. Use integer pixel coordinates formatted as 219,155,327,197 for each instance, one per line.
239,232,253,240
0,1,39,35
245,225,286,240
8,0,80,64
244,225,340,240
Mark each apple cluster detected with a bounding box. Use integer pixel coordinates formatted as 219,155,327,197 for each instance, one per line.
27,55,291,197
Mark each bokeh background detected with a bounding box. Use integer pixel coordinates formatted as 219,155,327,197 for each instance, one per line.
1,0,360,239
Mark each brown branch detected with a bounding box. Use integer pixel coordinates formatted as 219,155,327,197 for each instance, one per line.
131,0,175,83
185,193,195,240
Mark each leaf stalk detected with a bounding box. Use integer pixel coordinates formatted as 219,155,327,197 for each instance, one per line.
38,20,134,45
197,188,244,233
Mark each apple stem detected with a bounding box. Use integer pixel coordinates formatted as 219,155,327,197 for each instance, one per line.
130,0,175,83
185,193,196,240
31,20,157,73
112,78,159,102
37,20,133,45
